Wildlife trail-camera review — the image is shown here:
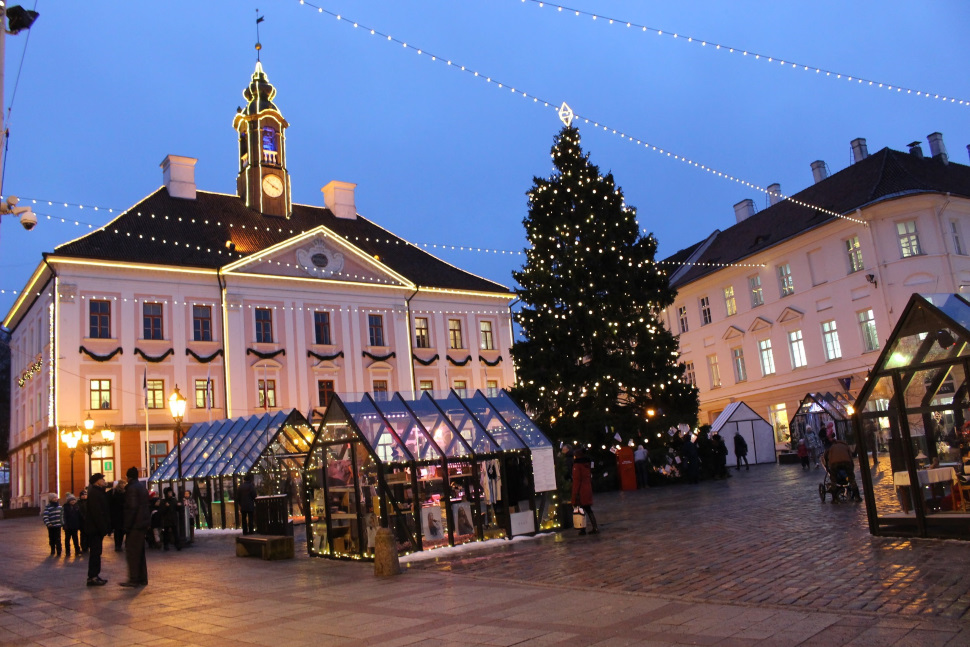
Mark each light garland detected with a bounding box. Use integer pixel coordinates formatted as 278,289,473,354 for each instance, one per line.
517,0,968,108
292,1,865,225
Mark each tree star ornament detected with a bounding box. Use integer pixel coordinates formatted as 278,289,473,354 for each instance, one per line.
558,102,574,127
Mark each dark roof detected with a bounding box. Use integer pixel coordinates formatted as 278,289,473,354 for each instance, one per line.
664,147,970,288
53,188,510,294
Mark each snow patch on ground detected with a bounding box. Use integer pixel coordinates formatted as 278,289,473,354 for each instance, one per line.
400,533,548,563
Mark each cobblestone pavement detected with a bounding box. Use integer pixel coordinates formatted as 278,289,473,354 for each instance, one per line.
0,463,968,646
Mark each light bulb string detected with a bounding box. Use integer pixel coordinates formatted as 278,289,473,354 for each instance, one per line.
517,0,967,107
293,1,864,225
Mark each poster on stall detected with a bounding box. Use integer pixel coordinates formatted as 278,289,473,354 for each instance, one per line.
531,447,557,492
421,505,444,541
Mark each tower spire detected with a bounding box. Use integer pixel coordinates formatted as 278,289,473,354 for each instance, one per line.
255,10,264,62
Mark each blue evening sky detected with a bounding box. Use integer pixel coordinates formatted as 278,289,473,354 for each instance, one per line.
0,1,967,317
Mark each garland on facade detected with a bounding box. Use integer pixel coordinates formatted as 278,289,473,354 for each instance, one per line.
479,356,503,367
185,348,224,363
247,348,286,359
133,348,174,363
79,346,123,362
17,359,43,388
362,350,396,362
307,350,345,361
413,354,439,366
447,355,473,366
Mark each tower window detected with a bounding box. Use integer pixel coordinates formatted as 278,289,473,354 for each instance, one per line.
261,126,279,164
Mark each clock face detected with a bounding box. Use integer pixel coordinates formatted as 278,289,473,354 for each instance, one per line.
262,174,284,198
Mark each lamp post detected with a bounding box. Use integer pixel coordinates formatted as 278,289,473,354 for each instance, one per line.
60,414,115,492
59,428,82,493
169,385,187,498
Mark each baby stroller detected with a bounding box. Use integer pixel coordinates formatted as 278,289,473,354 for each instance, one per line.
818,465,861,503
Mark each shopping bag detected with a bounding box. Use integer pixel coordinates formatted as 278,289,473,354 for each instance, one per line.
572,506,587,530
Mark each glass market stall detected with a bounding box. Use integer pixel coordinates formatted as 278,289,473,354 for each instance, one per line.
790,392,855,464
853,293,970,539
304,389,557,560
150,409,313,529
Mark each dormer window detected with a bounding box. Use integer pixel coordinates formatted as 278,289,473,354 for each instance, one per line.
261,126,279,164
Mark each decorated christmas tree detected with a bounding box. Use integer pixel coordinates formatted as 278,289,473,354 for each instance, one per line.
512,124,698,479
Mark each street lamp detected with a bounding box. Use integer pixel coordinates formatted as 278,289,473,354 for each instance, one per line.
169,385,187,498
59,428,82,493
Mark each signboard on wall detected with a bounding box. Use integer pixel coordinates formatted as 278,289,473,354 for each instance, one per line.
531,447,557,492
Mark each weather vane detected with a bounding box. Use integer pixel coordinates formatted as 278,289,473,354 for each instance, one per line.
558,102,574,127
255,9,265,60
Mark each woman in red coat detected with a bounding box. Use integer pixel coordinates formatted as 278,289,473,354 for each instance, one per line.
571,449,599,535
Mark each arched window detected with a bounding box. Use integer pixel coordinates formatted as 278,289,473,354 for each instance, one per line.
261,126,278,164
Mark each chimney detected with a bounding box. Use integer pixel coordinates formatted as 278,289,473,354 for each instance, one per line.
810,160,828,184
850,138,868,163
322,181,357,219
908,141,924,159
766,183,782,207
160,155,197,200
927,132,948,164
734,198,756,224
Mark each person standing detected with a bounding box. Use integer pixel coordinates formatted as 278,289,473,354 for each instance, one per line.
570,448,598,535
633,445,649,489
734,431,749,471
236,474,258,535
42,494,63,557
797,438,810,470
121,466,150,587
159,487,181,551
711,433,729,479
183,490,198,543
62,494,82,557
84,473,111,586
77,488,89,553
110,480,127,552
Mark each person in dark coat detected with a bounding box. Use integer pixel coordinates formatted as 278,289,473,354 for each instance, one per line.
84,473,111,586
681,437,701,484
236,474,258,535
77,488,89,553
121,466,150,587
110,480,127,552
734,431,749,471
62,494,82,557
711,433,729,479
159,487,181,550
570,449,598,535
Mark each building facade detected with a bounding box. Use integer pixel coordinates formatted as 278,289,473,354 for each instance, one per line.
4,63,515,507
664,135,970,447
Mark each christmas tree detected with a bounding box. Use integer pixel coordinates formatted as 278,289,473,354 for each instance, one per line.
512,125,698,476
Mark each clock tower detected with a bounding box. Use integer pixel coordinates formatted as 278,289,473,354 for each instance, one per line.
233,62,292,218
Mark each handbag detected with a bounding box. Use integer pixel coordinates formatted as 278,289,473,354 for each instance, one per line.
572,506,587,530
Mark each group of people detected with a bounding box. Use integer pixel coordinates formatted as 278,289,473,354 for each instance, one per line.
43,466,155,588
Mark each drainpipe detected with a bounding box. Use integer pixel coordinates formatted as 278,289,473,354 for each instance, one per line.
934,194,955,292
404,287,419,396
860,209,893,351
217,269,229,417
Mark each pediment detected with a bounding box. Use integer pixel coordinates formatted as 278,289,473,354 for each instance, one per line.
722,325,744,341
777,306,804,323
223,226,411,287
748,316,772,333
903,272,936,287
367,360,393,372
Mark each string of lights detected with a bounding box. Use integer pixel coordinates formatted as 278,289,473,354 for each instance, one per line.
516,0,968,108
292,1,865,225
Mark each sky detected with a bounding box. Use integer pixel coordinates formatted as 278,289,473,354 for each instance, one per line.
0,1,967,318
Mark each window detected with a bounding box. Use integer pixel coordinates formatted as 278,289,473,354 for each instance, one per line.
258,379,276,409
255,308,273,343
821,321,841,360
777,263,794,297
768,403,790,444
677,306,688,333
683,361,696,386
195,379,214,409
193,305,212,342
897,220,921,257
859,309,879,352
146,379,165,410
414,317,430,348
480,321,494,350
261,126,279,163
453,380,468,398
90,443,115,484
700,297,712,325
706,354,721,389
368,314,385,347
749,275,763,308
143,303,163,340
90,379,111,410
448,319,463,349
731,347,747,383
147,441,169,474
419,380,434,393
486,380,499,397
759,339,776,376
372,380,388,401
951,220,966,255
314,311,332,345
845,236,864,273
90,300,111,339
317,380,335,407
723,287,736,317
788,330,807,368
